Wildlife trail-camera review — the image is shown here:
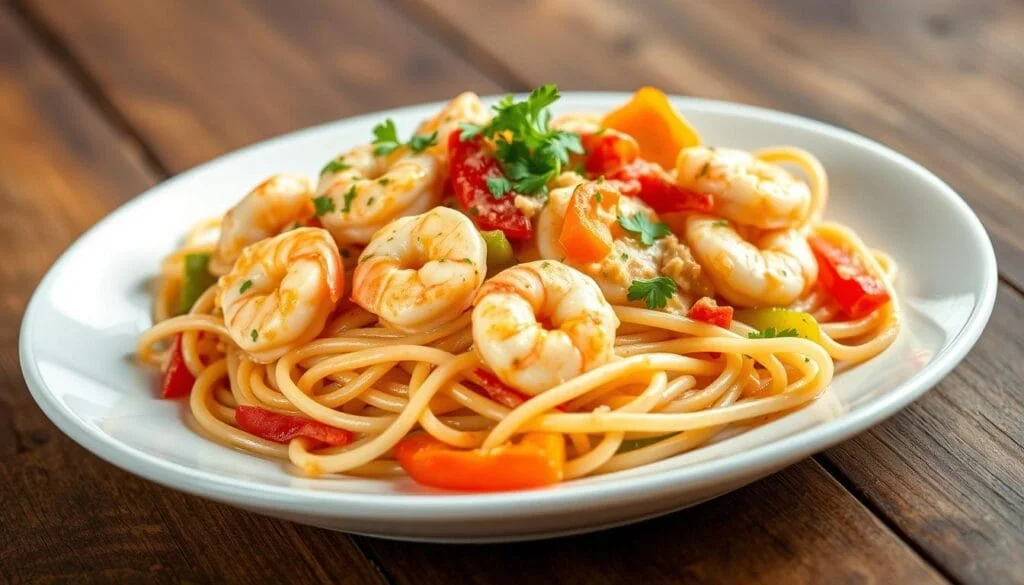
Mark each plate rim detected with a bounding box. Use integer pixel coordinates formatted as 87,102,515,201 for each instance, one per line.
19,92,999,522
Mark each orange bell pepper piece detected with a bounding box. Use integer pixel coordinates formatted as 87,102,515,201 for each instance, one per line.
395,432,566,491
559,182,621,263
601,87,702,170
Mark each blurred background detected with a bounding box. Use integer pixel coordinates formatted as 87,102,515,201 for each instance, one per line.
3,1,1023,584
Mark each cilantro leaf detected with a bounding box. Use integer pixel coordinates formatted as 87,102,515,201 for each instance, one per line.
312,195,335,217
617,212,671,246
747,327,800,339
371,119,402,155
408,131,438,153
373,118,437,155
460,84,577,196
342,185,357,213
627,277,677,310
320,158,350,176
486,176,512,199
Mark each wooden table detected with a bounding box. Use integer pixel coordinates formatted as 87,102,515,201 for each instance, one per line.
2,1,1022,583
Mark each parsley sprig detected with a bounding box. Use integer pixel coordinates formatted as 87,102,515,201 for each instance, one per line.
747,327,800,339
459,84,583,197
372,119,438,156
617,212,671,246
627,276,677,310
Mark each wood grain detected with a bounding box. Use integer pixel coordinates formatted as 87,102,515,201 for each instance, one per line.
18,0,503,173
823,283,1024,585
398,0,1024,290
363,460,947,585
0,7,382,584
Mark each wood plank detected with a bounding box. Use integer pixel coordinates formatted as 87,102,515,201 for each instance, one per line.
19,0,503,173
0,7,382,584
363,460,947,585
397,0,1024,289
823,282,1024,585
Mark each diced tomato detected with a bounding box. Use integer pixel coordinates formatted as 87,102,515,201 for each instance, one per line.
559,182,621,263
160,334,195,399
808,236,891,319
235,406,353,449
687,297,734,329
395,432,565,491
582,130,640,175
607,160,713,214
448,131,533,240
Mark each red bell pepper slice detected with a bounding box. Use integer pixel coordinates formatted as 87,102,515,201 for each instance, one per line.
396,432,565,491
687,297,734,329
235,406,354,448
470,369,566,412
471,368,529,408
608,160,713,214
448,131,533,240
161,334,195,399
808,236,891,319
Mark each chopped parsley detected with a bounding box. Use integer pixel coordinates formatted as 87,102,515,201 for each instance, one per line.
407,131,439,152
312,195,335,217
460,258,474,264
458,84,583,196
366,196,375,206
468,206,480,216
712,220,728,227
595,191,603,203
342,185,357,213
747,327,800,339
620,252,629,261
617,212,670,246
250,329,259,342
320,158,350,176
486,176,513,199
239,280,253,294
541,261,551,269
697,160,711,178
372,118,437,155
627,277,677,310
377,177,390,186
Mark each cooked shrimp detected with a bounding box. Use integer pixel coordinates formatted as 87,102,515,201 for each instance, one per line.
219,227,343,363
676,146,811,230
534,183,714,311
351,207,486,333
416,91,489,158
472,260,619,395
317,145,444,245
685,214,817,307
210,174,314,275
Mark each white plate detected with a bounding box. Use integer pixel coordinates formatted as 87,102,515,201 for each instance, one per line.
20,93,997,542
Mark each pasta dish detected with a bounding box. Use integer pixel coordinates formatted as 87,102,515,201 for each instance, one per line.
137,86,899,491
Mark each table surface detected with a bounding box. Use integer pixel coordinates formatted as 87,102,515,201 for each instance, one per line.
3,1,1023,583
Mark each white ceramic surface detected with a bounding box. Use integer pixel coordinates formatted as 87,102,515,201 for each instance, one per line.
20,93,997,542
